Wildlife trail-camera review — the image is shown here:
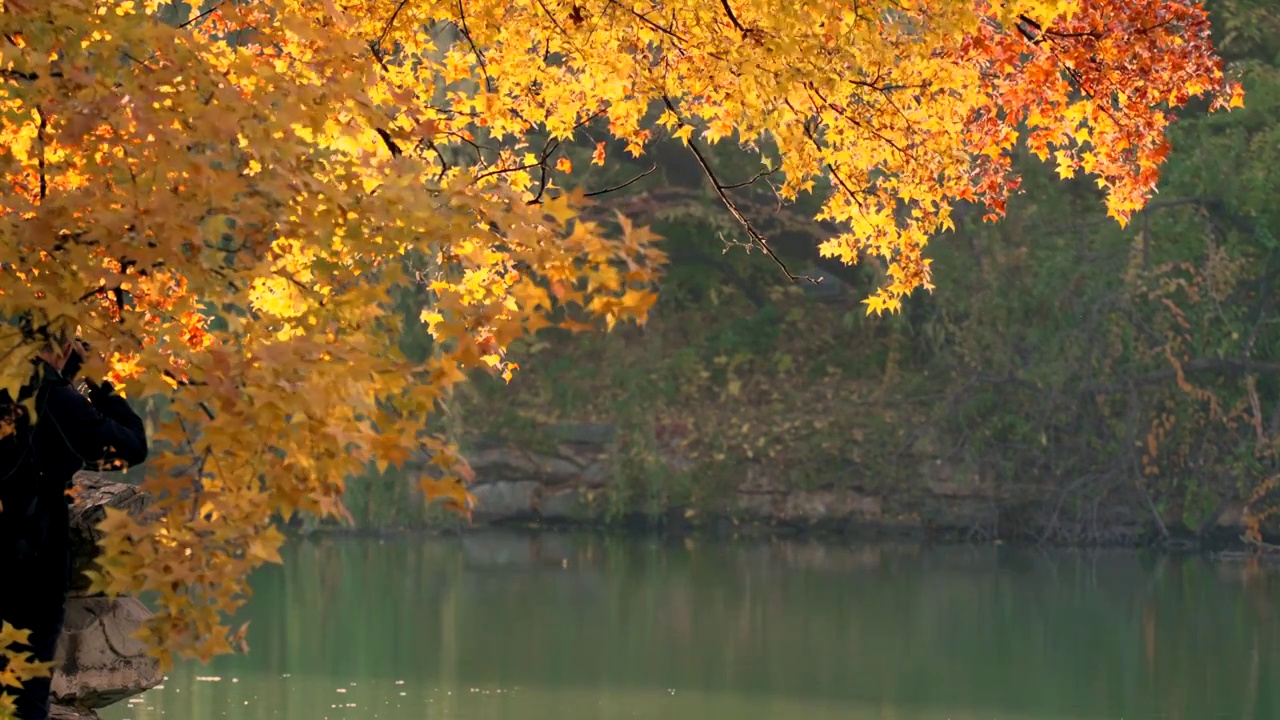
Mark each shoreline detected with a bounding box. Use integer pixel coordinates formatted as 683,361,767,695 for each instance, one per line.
285,514,1280,562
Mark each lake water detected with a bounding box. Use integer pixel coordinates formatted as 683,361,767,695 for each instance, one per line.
101,532,1279,720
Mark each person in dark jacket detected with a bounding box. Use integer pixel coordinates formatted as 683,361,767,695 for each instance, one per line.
0,338,148,720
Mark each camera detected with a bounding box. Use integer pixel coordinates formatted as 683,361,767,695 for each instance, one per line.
61,340,89,381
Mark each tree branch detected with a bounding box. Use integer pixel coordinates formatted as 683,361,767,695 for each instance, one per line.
374,0,410,53
36,107,47,201
374,127,403,157
583,163,657,198
456,0,496,94
1086,358,1280,395
719,0,747,34
663,97,818,284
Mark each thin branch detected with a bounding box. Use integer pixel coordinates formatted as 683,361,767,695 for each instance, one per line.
0,68,61,82
663,97,818,284
374,0,410,53
719,0,747,34
36,107,46,201
418,137,451,181
121,52,157,72
526,136,560,204
583,163,658,197
178,2,224,30
605,0,687,43
277,270,328,308
456,0,496,94
532,0,573,39
472,139,559,184
77,286,116,303
720,167,777,190
1086,358,1280,395
805,82,915,161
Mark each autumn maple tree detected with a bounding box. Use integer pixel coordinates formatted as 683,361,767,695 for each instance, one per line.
0,0,1240,707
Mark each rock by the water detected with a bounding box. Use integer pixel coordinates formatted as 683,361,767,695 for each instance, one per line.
736,488,882,522
50,705,100,719
466,446,592,486
52,596,163,709
470,480,541,521
68,473,151,596
539,488,584,520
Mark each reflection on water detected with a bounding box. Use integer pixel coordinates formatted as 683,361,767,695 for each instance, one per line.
103,532,1279,720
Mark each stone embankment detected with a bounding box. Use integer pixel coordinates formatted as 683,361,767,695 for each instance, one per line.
461,424,988,535
50,473,163,720
456,423,1268,546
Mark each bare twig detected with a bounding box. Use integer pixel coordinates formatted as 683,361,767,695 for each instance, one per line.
583,163,658,197
178,2,224,30
663,97,818,284
720,167,777,190
374,0,410,53
1085,358,1280,395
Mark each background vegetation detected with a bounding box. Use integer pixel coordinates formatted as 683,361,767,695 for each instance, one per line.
330,0,1280,546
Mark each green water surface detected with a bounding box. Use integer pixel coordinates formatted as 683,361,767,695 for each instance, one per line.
102,532,1279,720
